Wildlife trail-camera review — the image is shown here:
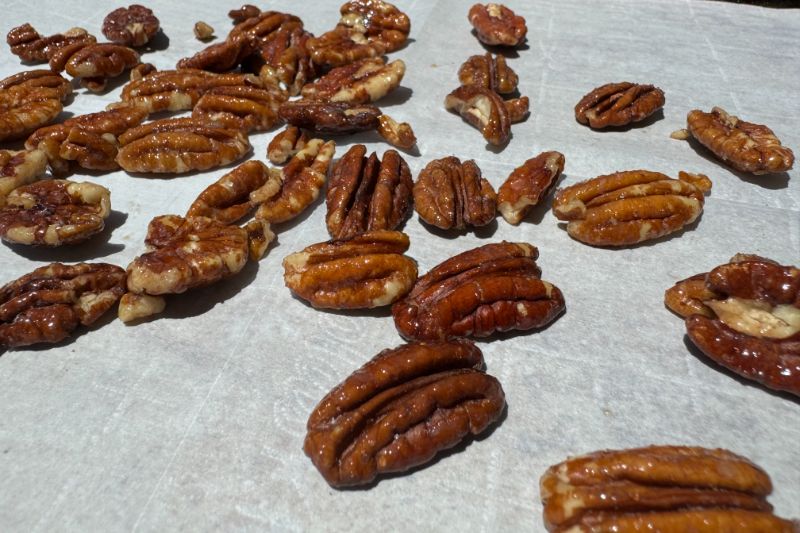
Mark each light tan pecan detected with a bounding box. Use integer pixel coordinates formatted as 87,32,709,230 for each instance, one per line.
468,3,527,47
64,43,140,91
552,170,712,246
117,292,166,323
0,70,72,99
445,84,511,146
6,24,95,64
305,340,505,487
497,151,565,224
376,114,417,150
0,85,66,142
413,156,496,230
326,144,412,239
228,5,261,24
267,125,309,164
458,53,518,95
0,149,48,206
283,229,417,309
102,5,160,47
301,58,405,104
279,100,382,134
575,82,665,129
194,21,215,41
246,24,315,96
192,84,288,132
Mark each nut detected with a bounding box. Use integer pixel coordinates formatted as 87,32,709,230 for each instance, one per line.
247,25,315,96
129,62,156,81
685,107,794,175
468,3,527,47
575,82,665,129
244,218,275,261
228,5,261,23
304,339,504,487
413,156,496,230
326,144,413,239
505,96,530,123
0,85,66,142
64,43,140,87
301,58,405,104
458,53,518,94
497,151,565,225
117,292,166,323
6,24,95,64
192,84,287,132
0,149,48,206
194,21,215,41
58,128,120,171
445,84,511,146
267,125,309,164
279,100,382,134
283,229,417,309
376,114,417,150
116,117,250,174
0,69,72,99
0,262,126,348
102,5,160,47
552,170,712,246
392,242,566,341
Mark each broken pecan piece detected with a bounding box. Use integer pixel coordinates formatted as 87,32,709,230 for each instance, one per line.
458,53,518,94
305,339,504,487
575,82,665,129
497,151,565,225
0,149,48,206
229,5,261,24
301,58,405,104
279,100,381,134
192,84,287,132
552,170,712,246
267,125,309,164
445,85,511,146
194,21,215,41
392,241,565,341
468,3,527,47
283,230,417,309
102,5,160,47
376,114,417,151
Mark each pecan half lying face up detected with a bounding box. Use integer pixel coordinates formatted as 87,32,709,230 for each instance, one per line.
575,82,665,129
0,76,71,142
102,5,161,47
445,85,512,146
468,3,527,47
458,53,518,95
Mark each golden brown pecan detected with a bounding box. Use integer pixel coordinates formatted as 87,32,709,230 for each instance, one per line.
0,70,72,99
0,262,126,348
129,62,156,81
267,125,309,164
244,218,275,261
64,43,140,90
468,3,527,47
0,85,66,142
192,84,287,132
58,128,120,171
392,242,565,341
505,96,530,123
246,24,315,96
458,53,518,95
279,100,382,134
228,5,261,24
304,340,504,487
375,114,417,150
102,5,160,47
685,107,794,175
413,156,496,230
283,229,417,309
665,272,717,318
301,58,405,104
0,149,48,207
552,170,712,246
326,145,412,239
575,82,665,129
193,21,215,41
117,292,165,323
116,117,250,173
445,84,511,146
6,24,94,64
497,151,565,225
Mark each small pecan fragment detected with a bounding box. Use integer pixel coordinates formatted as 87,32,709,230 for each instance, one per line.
468,3,527,47
194,21,215,41
192,84,287,132
552,170,712,246
685,107,794,174
497,151,565,225
129,62,156,81
228,5,261,24
575,82,665,129
445,85,511,146
392,242,565,341
301,58,405,104
0,85,66,142
413,156,496,230
326,145,413,239
376,114,417,151
458,53,518,94
305,339,504,487
102,5,160,47
505,96,530,123
6,24,94,64
0,262,126,348
283,230,417,309
64,43,140,89
279,100,381,134
117,292,166,323
0,149,48,206
267,125,309,164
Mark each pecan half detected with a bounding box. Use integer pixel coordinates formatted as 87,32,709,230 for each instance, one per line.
301,58,405,104
326,145,413,239
376,114,417,151
497,151,565,225
458,53,518,95
267,125,309,164
0,70,72,99
552,170,712,246
685,107,794,174
192,84,287,132
102,5,160,47
0,149,48,206
468,3,527,47
305,339,504,487
0,85,66,142
445,85,511,146
392,242,565,341
283,229,417,309
0,262,126,348
64,43,140,81
6,24,94,64
279,100,381,134
247,25,315,96
575,82,665,129
413,156,496,230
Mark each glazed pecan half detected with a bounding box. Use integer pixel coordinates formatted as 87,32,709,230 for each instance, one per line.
552,170,712,246
0,262,126,348
575,82,665,129
0,69,72,98
192,83,288,132
6,24,95,64
458,53,518,95
283,229,417,309
64,43,140,92
0,149,48,206
498,151,565,225
0,85,66,143
102,5,160,47
445,85,511,146
246,24,315,96
392,241,565,341
301,58,405,104
279,100,382,134
304,340,505,487
267,125,309,164
375,114,417,151
468,3,527,47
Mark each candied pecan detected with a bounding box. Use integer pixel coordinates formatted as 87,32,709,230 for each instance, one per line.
305,339,504,487
64,43,140,86
117,292,165,323
7,24,94,64
233,11,302,41
445,85,511,146
552,170,712,246
102,5,160,47
283,230,417,309
0,149,48,206
392,242,565,341
326,145,412,239
116,117,250,173
279,100,381,134
192,84,287,132
229,5,261,23
468,3,527,47
505,96,530,123
665,273,718,318
413,156,496,230
58,128,120,171
129,62,156,81
0,262,126,348
685,107,794,174
575,82,665,129
497,151,565,225
267,125,309,164
0,70,72,100
562,510,798,532
246,25,315,96
458,53,518,94
244,218,275,261
176,37,251,72
376,114,417,150
194,22,215,41
0,85,65,142
301,58,405,104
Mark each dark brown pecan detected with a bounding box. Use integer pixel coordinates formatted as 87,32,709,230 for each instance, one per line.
228,5,261,24
176,36,251,72
102,5,160,47
279,100,381,134
192,84,287,132
468,3,527,46
0,70,72,99
0,262,126,348
326,144,412,239
413,156,496,230
376,114,417,151
246,24,315,96
0,149,48,206
392,242,565,341
445,84,511,146
301,58,405,104
575,82,665,129
497,151,565,225
0,85,66,143
458,53,518,94
267,125,309,164
6,24,95,64
304,339,504,487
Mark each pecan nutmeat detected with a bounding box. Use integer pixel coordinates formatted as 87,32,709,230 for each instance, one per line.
64,43,140,88
301,58,405,104
0,149,48,206
6,24,95,64
458,53,518,95
0,85,66,142
228,5,261,24
468,3,527,47
375,114,417,151
0,70,72,99
575,82,665,129
267,125,309,165
247,25,315,96
445,84,511,146
497,151,565,225
102,5,160,47
192,83,287,132
279,100,381,134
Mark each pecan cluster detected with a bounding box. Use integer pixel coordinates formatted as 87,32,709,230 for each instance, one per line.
468,3,527,47
498,151,565,225
575,82,665,129
102,5,161,47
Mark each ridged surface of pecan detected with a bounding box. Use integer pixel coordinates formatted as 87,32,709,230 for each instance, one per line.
575,82,665,128
392,241,565,340
445,84,511,145
64,43,140,80
304,340,504,487
458,53,518,94
0,85,65,142
283,230,417,309
301,58,405,104
267,125,309,164
498,151,565,225
0,149,48,206
192,84,287,131
6,24,94,64
468,3,527,46
279,100,381,134
102,5,160,47
248,25,314,96
0,70,72,99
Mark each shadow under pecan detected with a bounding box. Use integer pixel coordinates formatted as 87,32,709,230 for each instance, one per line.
301,58,405,105
392,241,565,341
0,149,48,206
102,5,160,47
0,262,126,348
575,82,665,129
445,85,511,146
6,24,95,64
304,339,505,487
458,53,518,95
498,151,565,225
468,3,527,47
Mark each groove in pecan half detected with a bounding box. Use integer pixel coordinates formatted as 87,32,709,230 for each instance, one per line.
459,53,518,94
192,84,288,132
575,82,665,129
498,151,565,225
302,58,405,104
445,85,511,146
279,100,382,134
0,70,72,100
267,125,309,164
468,3,527,47
0,149,48,206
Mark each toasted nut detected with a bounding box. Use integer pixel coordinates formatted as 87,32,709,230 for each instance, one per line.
505,96,530,123
445,85,511,146
102,5,160,47
664,273,717,318
64,43,140,92
247,25,315,96
129,62,156,81
194,21,215,41
118,292,166,323
498,151,565,225
228,5,261,23
0,85,65,142
575,82,665,129
279,100,382,134
192,84,287,132
301,58,405,104
468,3,527,47
267,125,309,164
376,114,417,150
458,53,518,94
6,24,95,64
0,70,72,99
0,149,48,206
244,219,275,261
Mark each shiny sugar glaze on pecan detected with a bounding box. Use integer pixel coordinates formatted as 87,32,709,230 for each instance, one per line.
685,107,794,175
0,149,48,206
283,229,417,309
6,24,95,64
267,125,309,164
458,53,518,95
301,58,405,104
559,510,798,533
0,70,72,99
498,151,565,225
468,3,527,47
246,25,315,96
102,5,160,47
392,241,565,341
228,5,261,24
192,84,288,132
64,43,140,90
375,114,417,151
279,100,382,134
0,262,126,348
0,85,66,143
304,339,505,487
552,170,712,246
445,85,511,146
575,82,665,129
413,156,496,231
326,144,412,239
